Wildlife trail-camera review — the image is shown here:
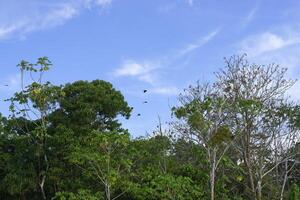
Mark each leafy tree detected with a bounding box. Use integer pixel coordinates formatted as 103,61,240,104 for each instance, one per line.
50,80,132,134
124,134,207,200
68,131,132,200
172,83,234,200
4,58,63,199
127,173,203,200
53,189,103,200
1,56,300,200
289,184,300,200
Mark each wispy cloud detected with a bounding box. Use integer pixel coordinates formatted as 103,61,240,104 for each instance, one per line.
242,6,259,27
239,32,300,57
114,60,160,85
158,0,198,13
185,0,194,6
238,28,300,100
150,86,180,96
84,0,112,8
178,28,220,56
0,23,26,40
114,28,220,84
94,0,112,6
0,0,112,41
113,28,220,96
157,3,177,13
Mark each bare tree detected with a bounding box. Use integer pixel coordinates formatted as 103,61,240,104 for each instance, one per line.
214,55,296,200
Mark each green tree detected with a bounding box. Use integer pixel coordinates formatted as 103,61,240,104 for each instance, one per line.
68,131,132,200
4,58,63,199
46,80,133,199
50,80,132,135
289,184,300,200
124,134,207,200
53,189,103,200
172,83,233,200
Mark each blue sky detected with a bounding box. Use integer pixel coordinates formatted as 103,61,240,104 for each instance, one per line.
1,0,300,136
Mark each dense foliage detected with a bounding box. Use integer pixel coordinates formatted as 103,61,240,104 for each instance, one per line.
0,56,300,200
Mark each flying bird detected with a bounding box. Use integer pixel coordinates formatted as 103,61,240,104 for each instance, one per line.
143,101,148,104
137,113,141,117
143,90,147,93
4,84,8,87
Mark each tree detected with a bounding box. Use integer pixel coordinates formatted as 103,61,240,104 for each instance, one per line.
68,131,133,200
50,80,132,134
5,57,62,199
46,80,133,198
125,132,206,200
2,55,300,200
172,83,234,200
289,184,300,200
53,189,103,200
215,55,296,200
0,58,134,200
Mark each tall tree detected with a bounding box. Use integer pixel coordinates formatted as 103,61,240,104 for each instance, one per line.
215,55,296,200
50,80,132,134
68,131,132,200
172,83,234,200
6,57,62,199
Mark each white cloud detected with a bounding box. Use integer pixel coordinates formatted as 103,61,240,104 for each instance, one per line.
0,0,112,41
239,32,300,57
185,0,194,6
83,0,112,8
150,86,180,96
178,28,220,56
0,23,26,40
113,60,181,96
158,0,197,13
95,0,112,6
157,3,177,13
115,61,146,76
31,3,79,31
113,28,220,91
242,6,258,27
114,60,160,84
139,74,156,84
238,29,300,100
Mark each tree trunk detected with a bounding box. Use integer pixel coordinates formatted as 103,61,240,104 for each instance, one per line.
210,171,215,200
243,128,257,200
39,182,46,200
105,184,111,200
257,180,262,200
210,151,216,200
280,160,289,200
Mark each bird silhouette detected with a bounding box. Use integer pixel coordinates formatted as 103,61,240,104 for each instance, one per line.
143,89,147,93
4,84,8,87
137,113,141,116
143,101,148,104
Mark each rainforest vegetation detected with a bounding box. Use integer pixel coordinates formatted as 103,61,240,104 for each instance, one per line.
0,55,300,200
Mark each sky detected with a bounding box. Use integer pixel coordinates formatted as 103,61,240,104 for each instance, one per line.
1,0,300,136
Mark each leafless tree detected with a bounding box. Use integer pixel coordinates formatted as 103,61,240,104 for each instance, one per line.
214,54,297,200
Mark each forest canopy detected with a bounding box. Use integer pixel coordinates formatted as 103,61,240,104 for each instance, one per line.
0,55,300,200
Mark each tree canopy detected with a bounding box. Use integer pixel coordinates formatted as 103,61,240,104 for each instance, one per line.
0,56,300,200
